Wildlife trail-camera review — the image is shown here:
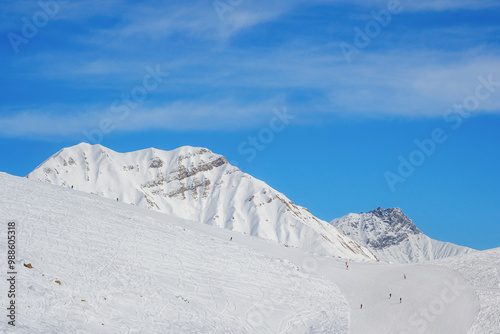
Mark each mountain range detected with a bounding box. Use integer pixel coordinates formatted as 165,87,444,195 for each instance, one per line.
29,143,474,263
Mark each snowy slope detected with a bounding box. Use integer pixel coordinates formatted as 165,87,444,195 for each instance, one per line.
0,172,350,333
1,172,499,334
28,143,376,261
435,248,500,334
331,207,474,263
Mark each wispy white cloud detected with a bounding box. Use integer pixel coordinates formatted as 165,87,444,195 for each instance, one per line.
3,46,499,139
0,96,287,139
0,109,98,138
1,0,499,139
326,51,500,117
404,0,500,11
322,0,500,12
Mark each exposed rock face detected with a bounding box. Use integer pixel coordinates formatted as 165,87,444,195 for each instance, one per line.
331,207,474,263
363,207,421,249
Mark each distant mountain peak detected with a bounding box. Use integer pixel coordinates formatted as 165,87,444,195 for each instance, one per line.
331,208,473,263
369,206,401,216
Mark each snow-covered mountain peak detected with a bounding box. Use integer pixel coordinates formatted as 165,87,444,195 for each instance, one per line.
58,142,225,163
332,207,420,251
29,143,376,261
331,208,474,263
40,143,235,182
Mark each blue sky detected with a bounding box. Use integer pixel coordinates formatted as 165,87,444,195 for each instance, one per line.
1,0,499,250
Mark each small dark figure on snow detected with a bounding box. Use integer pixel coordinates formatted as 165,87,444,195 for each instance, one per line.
404,274,406,279
400,298,402,303
230,237,232,241
389,293,392,299
360,304,363,309
117,198,119,201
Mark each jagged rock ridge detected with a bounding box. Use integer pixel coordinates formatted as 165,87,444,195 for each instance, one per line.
331,207,474,263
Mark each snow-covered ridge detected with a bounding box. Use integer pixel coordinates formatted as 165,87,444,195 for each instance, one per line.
29,142,376,261
331,207,474,263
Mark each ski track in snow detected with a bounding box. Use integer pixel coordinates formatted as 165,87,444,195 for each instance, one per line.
0,172,498,333
0,173,348,333
434,249,500,334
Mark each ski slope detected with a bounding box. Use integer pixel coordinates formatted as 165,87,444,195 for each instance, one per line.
436,249,500,334
0,172,348,333
1,172,499,333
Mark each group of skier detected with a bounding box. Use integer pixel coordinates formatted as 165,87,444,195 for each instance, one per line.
360,273,407,309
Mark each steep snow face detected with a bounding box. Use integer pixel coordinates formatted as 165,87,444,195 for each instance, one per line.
0,172,350,333
331,207,474,263
29,143,376,261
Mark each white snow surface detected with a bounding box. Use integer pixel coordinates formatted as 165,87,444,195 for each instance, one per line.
0,172,349,333
435,249,500,334
1,172,499,333
28,143,375,261
331,209,474,264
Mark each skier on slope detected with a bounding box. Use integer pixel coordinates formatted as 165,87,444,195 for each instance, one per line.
400,298,402,303
389,293,391,299
360,304,363,309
